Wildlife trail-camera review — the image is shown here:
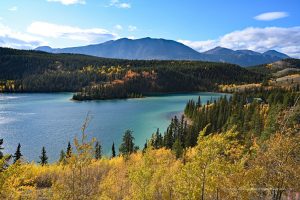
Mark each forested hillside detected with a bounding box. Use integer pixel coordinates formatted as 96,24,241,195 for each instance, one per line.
72,64,261,100
0,88,299,199
248,58,300,76
0,47,263,99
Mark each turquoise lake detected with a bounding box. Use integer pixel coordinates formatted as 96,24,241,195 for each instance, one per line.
0,92,225,162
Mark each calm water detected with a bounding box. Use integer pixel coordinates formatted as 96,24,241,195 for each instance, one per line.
0,92,224,162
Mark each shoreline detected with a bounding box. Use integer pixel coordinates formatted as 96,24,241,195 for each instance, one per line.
1,90,230,102
71,90,229,101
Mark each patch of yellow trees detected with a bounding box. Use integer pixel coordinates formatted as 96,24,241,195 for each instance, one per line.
0,125,299,200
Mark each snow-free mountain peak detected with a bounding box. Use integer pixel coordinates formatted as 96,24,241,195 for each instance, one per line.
35,37,290,67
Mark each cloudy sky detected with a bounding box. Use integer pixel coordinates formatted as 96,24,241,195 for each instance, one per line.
0,0,299,57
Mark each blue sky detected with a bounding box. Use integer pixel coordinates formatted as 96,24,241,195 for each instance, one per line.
0,0,299,57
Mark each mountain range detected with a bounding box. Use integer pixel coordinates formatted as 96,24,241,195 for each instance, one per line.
36,37,289,67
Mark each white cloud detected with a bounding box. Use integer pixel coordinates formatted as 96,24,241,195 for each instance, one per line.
128,25,137,32
109,0,131,9
178,26,300,58
254,12,288,21
178,39,217,52
0,23,46,49
27,21,117,43
47,0,85,5
119,3,130,8
8,6,18,12
114,24,123,30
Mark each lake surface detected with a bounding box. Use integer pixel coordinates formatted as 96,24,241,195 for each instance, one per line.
0,92,225,162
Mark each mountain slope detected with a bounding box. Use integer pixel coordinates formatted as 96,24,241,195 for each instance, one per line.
203,46,236,55
263,50,289,59
35,38,290,67
36,38,204,60
202,47,290,67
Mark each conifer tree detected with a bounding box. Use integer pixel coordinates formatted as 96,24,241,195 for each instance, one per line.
197,96,202,107
164,127,174,149
13,143,22,163
151,128,163,149
95,141,102,159
172,138,183,159
39,146,48,166
66,141,72,158
112,142,116,158
119,130,136,155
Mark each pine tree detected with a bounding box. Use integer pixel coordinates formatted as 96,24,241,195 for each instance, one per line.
95,141,102,159
0,139,4,159
39,146,48,166
172,139,183,158
59,150,66,164
164,126,174,149
172,138,183,159
184,130,193,148
173,116,179,138
197,96,202,107
151,128,163,149
112,142,116,158
13,143,22,163
66,141,72,158
119,130,136,155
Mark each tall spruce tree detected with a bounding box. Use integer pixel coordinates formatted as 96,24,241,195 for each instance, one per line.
13,143,22,163
119,130,136,155
172,138,183,159
164,127,174,149
112,142,116,158
197,96,202,107
66,141,72,158
95,141,102,159
39,146,48,166
151,128,163,149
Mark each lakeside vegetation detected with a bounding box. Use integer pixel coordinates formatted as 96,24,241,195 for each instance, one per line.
72,63,260,100
0,47,262,100
0,88,299,199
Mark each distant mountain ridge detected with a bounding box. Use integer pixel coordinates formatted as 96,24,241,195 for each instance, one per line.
201,46,289,67
36,37,289,67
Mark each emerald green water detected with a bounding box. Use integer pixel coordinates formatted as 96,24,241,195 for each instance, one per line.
0,92,225,162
